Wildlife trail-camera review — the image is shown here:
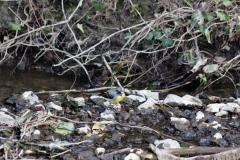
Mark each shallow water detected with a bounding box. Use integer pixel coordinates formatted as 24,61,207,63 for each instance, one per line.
0,67,83,101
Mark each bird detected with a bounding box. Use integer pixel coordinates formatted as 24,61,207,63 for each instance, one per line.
105,87,125,104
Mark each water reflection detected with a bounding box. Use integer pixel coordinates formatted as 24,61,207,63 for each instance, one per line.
0,67,82,101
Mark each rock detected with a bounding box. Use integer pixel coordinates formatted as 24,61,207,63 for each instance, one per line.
0,111,15,125
198,137,212,146
135,90,159,100
180,129,197,140
47,102,63,111
127,95,145,102
21,91,39,105
90,95,105,105
32,129,41,141
205,103,225,113
154,139,180,149
213,132,222,139
124,153,140,160
138,97,158,110
196,111,205,122
100,110,115,120
69,97,85,107
213,133,228,147
182,95,203,107
221,103,240,113
234,98,240,105
170,117,190,131
77,125,91,135
164,94,203,108
95,147,105,157
215,110,228,117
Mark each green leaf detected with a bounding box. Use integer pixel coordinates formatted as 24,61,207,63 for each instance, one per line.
235,25,240,31
191,10,204,24
161,36,174,48
105,78,113,86
214,0,221,4
8,21,21,31
203,64,219,73
205,12,215,21
223,0,232,7
147,85,157,90
215,9,230,21
205,28,211,43
198,73,207,86
92,0,105,11
0,128,13,134
199,24,206,34
163,27,171,35
147,32,154,40
154,6,159,13
124,32,131,40
131,4,138,11
53,122,75,136
153,29,161,38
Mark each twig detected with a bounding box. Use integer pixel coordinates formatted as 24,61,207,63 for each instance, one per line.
101,55,123,89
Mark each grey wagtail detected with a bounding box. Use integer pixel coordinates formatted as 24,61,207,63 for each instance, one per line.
106,87,125,104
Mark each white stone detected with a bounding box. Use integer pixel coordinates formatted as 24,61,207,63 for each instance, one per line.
100,110,115,120
0,111,15,125
215,110,228,117
135,90,159,100
124,153,140,160
214,133,222,140
77,125,91,135
154,139,180,149
210,121,221,129
164,94,182,104
47,102,63,111
21,91,39,105
170,117,190,131
196,111,205,122
127,95,146,102
70,97,85,107
138,97,157,110
182,95,203,106
206,103,225,113
95,147,105,156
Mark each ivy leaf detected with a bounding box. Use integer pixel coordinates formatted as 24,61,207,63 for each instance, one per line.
202,11,215,21
153,29,161,39
147,32,154,40
203,64,219,73
235,25,240,31
205,28,211,43
161,36,174,48
191,10,204,24
214,0,221,4
215,9,230,21
223,0,232,7
163,27,171,35
8,21,21,31
131,4,138,11
124,32,131,40
53,122,75,136
92,0,105,11
199,24,206,34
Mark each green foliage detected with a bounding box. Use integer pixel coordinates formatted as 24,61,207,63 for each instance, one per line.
161,36,174,48
124,32,131,40
92,0,105,11
131,4,138,11
147,29,161,40
203,64,219,73
8,21,21,31
163,27,171,35
54,95,78,108
51,122,75,136
198,73,207,86
215,9,230,21
222,0,232,7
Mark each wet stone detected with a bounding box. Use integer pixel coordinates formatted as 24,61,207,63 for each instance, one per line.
180,129,197,140
214,138,229,147
198,137,212,146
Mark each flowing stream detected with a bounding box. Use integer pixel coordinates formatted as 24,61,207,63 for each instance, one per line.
0,67,83,101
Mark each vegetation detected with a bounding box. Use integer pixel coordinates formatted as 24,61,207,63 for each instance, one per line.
0,0,240,90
